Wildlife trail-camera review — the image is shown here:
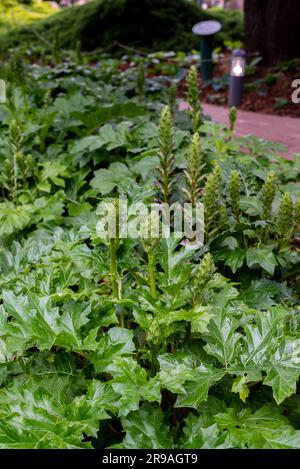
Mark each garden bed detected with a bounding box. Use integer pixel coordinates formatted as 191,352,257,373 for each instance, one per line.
188,54,300,118
0,53,299,449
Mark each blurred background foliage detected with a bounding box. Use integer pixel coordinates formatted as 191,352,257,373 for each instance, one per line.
0,0,243,53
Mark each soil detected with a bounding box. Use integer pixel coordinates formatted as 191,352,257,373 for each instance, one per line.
118,53,300,118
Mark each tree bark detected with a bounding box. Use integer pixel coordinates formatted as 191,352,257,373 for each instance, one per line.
244,0,300,66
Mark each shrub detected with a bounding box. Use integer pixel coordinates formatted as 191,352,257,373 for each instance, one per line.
0,0,244,53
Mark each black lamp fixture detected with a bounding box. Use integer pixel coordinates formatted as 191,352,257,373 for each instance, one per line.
228,49,246,107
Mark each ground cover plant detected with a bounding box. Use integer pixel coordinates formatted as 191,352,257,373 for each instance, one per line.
0,52,299,449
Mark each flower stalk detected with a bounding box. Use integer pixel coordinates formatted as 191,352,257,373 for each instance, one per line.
261,171,277,220
228,170,241,222
157,105,175,203
182,132,203,205
187,65,202,131
203,165,222,239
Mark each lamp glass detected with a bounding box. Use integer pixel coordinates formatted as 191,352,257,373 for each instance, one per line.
231,57,245,77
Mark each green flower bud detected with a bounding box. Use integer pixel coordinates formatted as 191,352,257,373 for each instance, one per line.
228,170,241,221
187,65,202,131
218,203,228,230
261,171,277,220
159,105,173,158
147,318,161,349
204,165,221,237
187,65,200,112
157,105,175,203
196,253,216,290
294,198,300,234
9,120,22,153
276,192,294,239
183,132,202,204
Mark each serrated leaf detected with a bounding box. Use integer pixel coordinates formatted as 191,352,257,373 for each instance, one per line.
0,292,98,353
112,404,173,449
179,415,231,449
215,404,300,449
106,358,161,416
264,340,300,404
246,246,277,275
203,312,241,369
158,352,224,409
90,162,133,194
224,248,246,273
91,327,135,372
0,377,116,449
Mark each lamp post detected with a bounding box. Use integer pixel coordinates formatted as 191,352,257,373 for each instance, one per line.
192,20,222,83
228,49,246,107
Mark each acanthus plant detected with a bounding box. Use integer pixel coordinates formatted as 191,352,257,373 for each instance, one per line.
186,65,203,132
181,132,204,206
0,54,298,449
157,105,175,203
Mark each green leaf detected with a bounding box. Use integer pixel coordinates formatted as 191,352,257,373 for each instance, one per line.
112,404,173,449
203,311,241,369
0,377,117,449
224,248,246,273
241,279,290,308
158,353,224,409
0,292,98,353
158,353,197,394
163,306,213,334
0,202,33,236
106,358,161,416
241,310,278,366
240,196,263,216
246,245,277,275
215,404,300,449
231,375,250,403
90,162,134,194
179,414,231,449
73,103,145,132
91,327,135,372
264,340,300,404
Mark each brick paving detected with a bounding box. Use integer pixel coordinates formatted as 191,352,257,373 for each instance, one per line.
179,102,300,157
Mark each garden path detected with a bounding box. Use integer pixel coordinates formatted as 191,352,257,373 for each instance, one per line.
179,102,300,157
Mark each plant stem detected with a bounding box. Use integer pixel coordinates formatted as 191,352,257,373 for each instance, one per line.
12,151,17,201
163,165,169,203
110,238,124,327
150,348,158,377
193,111,198,133
148,252,157,298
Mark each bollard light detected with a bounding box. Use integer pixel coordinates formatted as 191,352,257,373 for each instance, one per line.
228,49,246,107
192,20,222,84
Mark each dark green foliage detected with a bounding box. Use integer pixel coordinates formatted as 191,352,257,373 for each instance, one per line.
0,52,299,450
0,0,243,53
208,7,244,46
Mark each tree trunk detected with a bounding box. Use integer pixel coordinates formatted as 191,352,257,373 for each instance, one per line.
244,0,300,66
